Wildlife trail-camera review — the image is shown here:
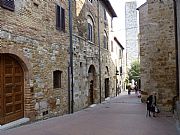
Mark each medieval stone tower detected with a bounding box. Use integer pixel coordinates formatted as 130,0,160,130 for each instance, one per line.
125,1,138,68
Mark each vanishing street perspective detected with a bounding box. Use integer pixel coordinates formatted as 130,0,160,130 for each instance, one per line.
0,0,180,135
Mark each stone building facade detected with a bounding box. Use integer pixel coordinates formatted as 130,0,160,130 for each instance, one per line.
0,0,70,125
113,37,125,95
138,0,177,111
72,0,118,111
0,0,119,125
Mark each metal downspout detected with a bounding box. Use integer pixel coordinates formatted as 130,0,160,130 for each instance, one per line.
174,0,179,97
68,0,74,113
97,0,102,103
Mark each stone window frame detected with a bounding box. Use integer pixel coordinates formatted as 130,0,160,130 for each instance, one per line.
53,70,62,89
0,0,15,11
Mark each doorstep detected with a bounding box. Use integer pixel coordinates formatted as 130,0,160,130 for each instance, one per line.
0,118,30,130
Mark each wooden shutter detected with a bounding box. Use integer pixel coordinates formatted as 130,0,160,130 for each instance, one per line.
61,7,65,31
0,0,15,11
56,5,60,30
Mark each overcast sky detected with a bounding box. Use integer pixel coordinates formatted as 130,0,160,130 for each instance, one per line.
110,0,146,47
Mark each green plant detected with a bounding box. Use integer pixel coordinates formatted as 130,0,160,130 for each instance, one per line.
128,60,140,82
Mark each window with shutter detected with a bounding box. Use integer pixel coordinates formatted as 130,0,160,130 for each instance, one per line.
61,8,65,31
56,4,65,32
0,0,15,11
56,5,61,29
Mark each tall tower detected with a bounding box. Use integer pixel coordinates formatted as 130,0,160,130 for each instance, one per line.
125,1,138,68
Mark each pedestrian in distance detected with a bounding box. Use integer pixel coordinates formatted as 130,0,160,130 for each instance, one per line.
127,85,131,95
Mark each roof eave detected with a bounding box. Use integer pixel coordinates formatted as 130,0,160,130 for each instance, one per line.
101,0,117,17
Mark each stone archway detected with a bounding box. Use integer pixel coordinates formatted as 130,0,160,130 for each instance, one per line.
0,52,32,125
88,65,96,105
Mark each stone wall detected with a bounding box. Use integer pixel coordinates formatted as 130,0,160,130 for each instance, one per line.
138,0,177,111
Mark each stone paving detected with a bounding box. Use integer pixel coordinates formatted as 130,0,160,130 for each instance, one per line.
0,91,178,135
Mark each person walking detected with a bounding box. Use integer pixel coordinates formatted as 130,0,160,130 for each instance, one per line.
146,92,157,117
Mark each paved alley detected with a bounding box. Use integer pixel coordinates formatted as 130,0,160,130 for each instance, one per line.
0,92,178,135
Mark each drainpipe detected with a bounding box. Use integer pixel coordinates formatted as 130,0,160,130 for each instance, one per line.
68,64,70,114
174,0,179,97
97,0,102,103
116,67,118,96
68,0,74,113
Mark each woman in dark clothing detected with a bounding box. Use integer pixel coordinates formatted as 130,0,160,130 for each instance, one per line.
146,92,157,117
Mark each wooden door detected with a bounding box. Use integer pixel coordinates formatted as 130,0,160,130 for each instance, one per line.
0,54,24,125
105,78,109,98
89,80,94,105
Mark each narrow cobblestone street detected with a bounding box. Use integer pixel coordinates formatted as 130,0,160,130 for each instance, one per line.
0,91,178,135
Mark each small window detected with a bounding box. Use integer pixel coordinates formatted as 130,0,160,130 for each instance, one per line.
0,0,15,11
53,70,62,88
56,5,65,31
111,41,113,52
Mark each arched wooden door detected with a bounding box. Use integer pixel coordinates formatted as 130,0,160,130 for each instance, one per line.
0,54,24,125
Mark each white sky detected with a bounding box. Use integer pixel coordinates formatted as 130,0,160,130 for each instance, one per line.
110,0,146,47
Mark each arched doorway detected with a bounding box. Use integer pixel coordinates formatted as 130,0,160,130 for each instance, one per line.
0,54,24,125
88,65,96,105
